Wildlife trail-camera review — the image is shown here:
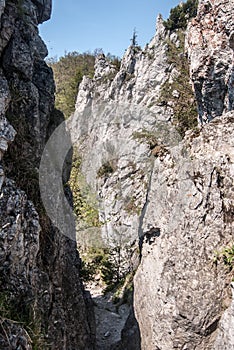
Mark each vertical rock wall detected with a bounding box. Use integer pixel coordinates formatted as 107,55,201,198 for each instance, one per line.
0,1,95,349
73,0,234,349
187,0,234,123
134,1,234,349
134,112,234,350
73,15,177,250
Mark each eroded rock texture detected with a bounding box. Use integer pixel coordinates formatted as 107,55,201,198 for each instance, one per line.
0,1,95,349
73,15,176,350
134,0,234,348
73,0,234,349
73,15,179,251
134,112,234,350
187,0,234,123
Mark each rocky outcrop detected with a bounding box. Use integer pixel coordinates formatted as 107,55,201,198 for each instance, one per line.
73,15,179,250
133,0,234,348
134,112,234,349
0,1,95,349
75,15,171,114
187,0,234,123
73,0,234,349
72,15,177,350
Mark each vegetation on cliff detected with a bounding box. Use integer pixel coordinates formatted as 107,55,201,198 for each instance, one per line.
49,50,120,118
48,51,95,118
163,0,199,31
69,151,101,228
159,30,198,137
159,0,199,137
214,244,234,271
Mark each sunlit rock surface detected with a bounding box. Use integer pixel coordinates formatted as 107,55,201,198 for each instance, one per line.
134,112,234,349
186,0,234,123
74,0,234,349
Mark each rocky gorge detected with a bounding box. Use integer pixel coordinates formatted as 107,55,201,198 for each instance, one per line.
0,0,233,349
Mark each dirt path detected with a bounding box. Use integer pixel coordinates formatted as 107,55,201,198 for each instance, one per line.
85,281,130,350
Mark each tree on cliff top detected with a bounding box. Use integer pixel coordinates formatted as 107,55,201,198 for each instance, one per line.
48,50,121,118
47,51,95,118
164,0,199,31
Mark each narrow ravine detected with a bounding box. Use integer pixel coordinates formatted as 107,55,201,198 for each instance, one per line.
85,282,130,350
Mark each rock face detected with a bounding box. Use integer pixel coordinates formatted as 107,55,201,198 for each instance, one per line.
134,112,234,350
213,282,234,349
0,1,95,349
73,15,177,350
73,15,179,252
134,0,234,348
73,0,234,349
186,0,234,123
76,15,170,114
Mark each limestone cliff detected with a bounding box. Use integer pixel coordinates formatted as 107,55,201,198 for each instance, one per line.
73,0,234,349
134,111,234,350
0,1,95,349
135,0,234,348
73,14,179,254
186,0,234,123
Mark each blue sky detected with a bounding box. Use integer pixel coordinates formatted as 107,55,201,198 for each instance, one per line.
39,0,181,59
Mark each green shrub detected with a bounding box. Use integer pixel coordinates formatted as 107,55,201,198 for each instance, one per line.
48,52,95,118
214,244,234,270
100,246,126,292
80,247,109,283
69,151,101,228
49,51,121,118
80,242,135,293
100,242,135,293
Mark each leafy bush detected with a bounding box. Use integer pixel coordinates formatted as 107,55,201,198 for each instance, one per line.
80,247,109,282
80,245,123,291
101,246,126,292
80,241,136,294
164,0,199,31
49,51,121,118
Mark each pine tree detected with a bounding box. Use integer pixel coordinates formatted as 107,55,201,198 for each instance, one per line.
131,28,138,46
